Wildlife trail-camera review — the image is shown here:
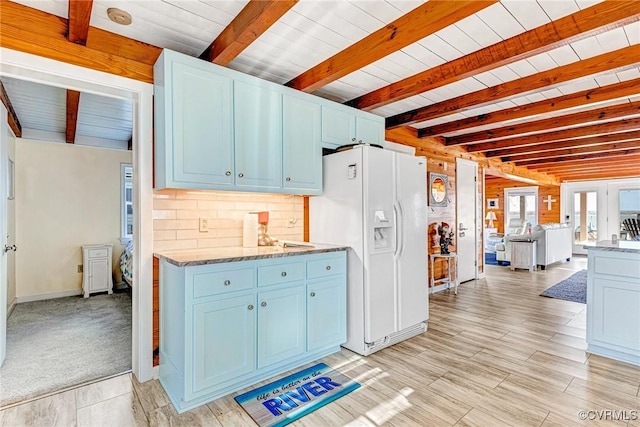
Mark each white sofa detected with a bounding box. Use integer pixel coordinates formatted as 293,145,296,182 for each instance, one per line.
496,223,572,270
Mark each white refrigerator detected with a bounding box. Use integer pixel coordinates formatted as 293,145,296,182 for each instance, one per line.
310,145,428,356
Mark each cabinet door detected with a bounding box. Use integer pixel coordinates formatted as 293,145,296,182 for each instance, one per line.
257,286,305,369
88,258,109,292
172,63,234,187
234,80,282,190
192,294,256,395
321,106,355,148
355,116,384,145
283,94,322,194
307,279,346,352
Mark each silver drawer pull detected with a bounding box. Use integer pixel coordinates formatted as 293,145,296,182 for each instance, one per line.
281,271,287,277
248,304,254,310
225,171,231,176
286,177,291,182
261,301,267,307
310,292,316,297
224,280,231,286
326,265,331,270
238,173,244,178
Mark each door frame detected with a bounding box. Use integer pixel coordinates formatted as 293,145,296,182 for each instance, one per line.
456,158,478,282
1,104,7,366
0,48,155,382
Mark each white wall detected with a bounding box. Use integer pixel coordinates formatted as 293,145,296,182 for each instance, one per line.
561,177,640,247
7,130,16,310
15,138,132,299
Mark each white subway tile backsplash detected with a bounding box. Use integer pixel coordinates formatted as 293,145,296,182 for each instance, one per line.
153,189,304,251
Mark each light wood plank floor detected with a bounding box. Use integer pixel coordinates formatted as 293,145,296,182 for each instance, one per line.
2,256,639,426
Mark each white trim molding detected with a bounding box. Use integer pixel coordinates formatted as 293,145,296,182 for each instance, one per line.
0,48,155,383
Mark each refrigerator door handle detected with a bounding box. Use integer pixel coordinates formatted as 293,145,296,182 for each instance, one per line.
393,202,403,259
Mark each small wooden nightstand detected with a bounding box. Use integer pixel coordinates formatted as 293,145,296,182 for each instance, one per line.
510,240,537,272
82,244,114,298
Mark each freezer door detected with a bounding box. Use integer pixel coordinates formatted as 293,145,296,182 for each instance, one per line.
396,153,428,329
363,147,397,343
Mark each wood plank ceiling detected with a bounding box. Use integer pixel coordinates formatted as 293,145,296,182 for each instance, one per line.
1,0,639,182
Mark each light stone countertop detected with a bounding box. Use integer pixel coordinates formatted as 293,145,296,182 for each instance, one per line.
155,242,350,267
584,240,640,254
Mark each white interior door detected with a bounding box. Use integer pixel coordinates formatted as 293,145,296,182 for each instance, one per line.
1,104,8,366
456,159,478,283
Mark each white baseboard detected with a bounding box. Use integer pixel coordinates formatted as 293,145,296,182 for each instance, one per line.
151,365,159,380
16,289,82,303
7,298,17,318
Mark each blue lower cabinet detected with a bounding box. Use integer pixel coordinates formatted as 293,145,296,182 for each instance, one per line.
307,278,347,352
191,294,256,398
158,251,347,414
257,286,306,369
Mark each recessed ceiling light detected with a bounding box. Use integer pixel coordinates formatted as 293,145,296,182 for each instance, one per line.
107,8,132,26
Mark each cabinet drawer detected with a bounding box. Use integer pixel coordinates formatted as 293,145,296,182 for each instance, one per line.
258,262,305,287
88,248,108,258
307,256,345,279
192,268,255,298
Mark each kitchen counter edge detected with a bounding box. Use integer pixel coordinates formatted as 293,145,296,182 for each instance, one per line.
584,240,640,254
154,244,350,267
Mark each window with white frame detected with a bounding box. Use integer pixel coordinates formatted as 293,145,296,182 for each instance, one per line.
504,186,538,231
121,163,133,243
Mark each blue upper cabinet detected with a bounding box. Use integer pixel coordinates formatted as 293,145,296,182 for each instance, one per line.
154,49,383,194
283,94,322,195
321,105,384,149
172,64,234,188
321,106,356,148
234,80,282,190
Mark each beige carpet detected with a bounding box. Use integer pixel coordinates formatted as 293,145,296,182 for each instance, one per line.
0,293,131,408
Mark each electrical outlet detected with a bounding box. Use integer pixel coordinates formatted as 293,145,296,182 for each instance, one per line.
199,217,209,232
77,264,83,273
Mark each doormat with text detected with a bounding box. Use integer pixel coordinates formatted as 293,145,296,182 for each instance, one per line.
234,362,360,427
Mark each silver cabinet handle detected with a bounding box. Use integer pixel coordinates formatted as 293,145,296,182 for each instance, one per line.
326,265,331,270
4,244,16,253
351,137,356,142
261,301,267,307
225,171,231,176
224,280,231,286
248,304,254,310
238,173,244,178
281,271,287,277
286,177,291,182
358,140,362,143
310,292,316,297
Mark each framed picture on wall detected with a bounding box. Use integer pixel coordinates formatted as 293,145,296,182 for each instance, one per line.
487,198,499,209
429,173,448,207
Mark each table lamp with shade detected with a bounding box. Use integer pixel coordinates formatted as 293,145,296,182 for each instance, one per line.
485,211,497,228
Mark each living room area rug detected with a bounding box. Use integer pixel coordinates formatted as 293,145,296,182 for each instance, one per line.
235,362,360,427
540,270,587,303
485,252,509,266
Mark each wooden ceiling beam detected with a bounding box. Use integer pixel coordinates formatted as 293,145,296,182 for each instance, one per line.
348,1,640,111
533,162,640,173
520,153,637,168
467,117,640,153
0,1,155,83
554,170,640,181
448,101,640,146
66,90,81,144
0,79,22,138
516,149,640,166
387,44,640,129
65,0,92,146
200,0,298,65
286,0,497,93
67,0,93,45
418,78,640,137
503,140,640,162
485,130,640,158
